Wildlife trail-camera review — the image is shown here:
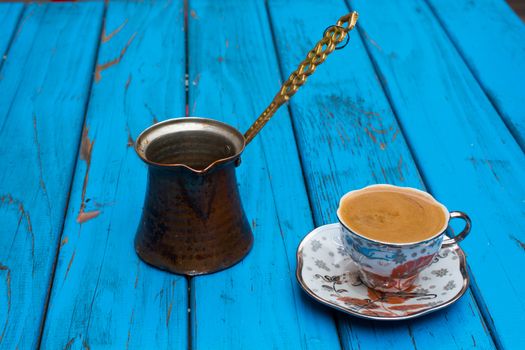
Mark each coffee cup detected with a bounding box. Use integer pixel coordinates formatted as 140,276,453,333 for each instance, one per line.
337,184,471,292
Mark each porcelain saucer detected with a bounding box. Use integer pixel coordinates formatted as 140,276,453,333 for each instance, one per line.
296,223,469,320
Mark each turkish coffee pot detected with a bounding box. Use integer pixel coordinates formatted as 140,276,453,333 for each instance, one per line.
134,13,359,275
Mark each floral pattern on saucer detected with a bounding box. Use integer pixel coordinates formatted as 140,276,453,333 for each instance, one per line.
296,223,469,320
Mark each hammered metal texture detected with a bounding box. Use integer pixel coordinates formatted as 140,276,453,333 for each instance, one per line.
135,163,253,275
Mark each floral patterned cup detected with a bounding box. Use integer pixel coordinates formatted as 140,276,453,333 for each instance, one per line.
337,185,471,292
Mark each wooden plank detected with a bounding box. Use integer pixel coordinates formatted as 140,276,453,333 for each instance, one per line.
426,0,525,150
348,0,525,347
0,3,103,349
39,1,188,349
187,0,341,348
267,0,496,349
0,3,23,61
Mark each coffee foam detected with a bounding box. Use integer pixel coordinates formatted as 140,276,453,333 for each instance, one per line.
337,185,448,244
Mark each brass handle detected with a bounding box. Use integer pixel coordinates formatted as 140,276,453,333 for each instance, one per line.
244,12,359,145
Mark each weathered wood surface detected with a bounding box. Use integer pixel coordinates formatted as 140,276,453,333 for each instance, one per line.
426,0,525,150
40,1,188,349
349,0,525,348
0,0,523,348
0,3,103,349
268,0,495,349
0,3,23,62
188,0,341,348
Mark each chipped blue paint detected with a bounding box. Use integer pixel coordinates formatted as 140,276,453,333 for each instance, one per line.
0,3,103,349
426,0,525,150
268,0,495,348
188,0,340,348
40,1,188,349
349,0,525,347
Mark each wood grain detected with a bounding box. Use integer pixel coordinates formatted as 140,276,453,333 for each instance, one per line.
0,3,23,63
0,0,521,348
426,0,525,150
268,0,496,348
39,1,188,349
349,0,525,347
0,3,103,349
187,0,341,348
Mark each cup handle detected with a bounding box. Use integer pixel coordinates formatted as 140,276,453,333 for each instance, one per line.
442,211,471,247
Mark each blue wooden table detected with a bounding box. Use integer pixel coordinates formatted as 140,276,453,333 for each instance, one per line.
1,0,524,349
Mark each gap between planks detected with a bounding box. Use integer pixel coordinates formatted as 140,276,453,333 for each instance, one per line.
184,1,194,350
423,0,525,155
34,3,109,349
262,1,346,348
343,0,502,348
0,4,25,73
